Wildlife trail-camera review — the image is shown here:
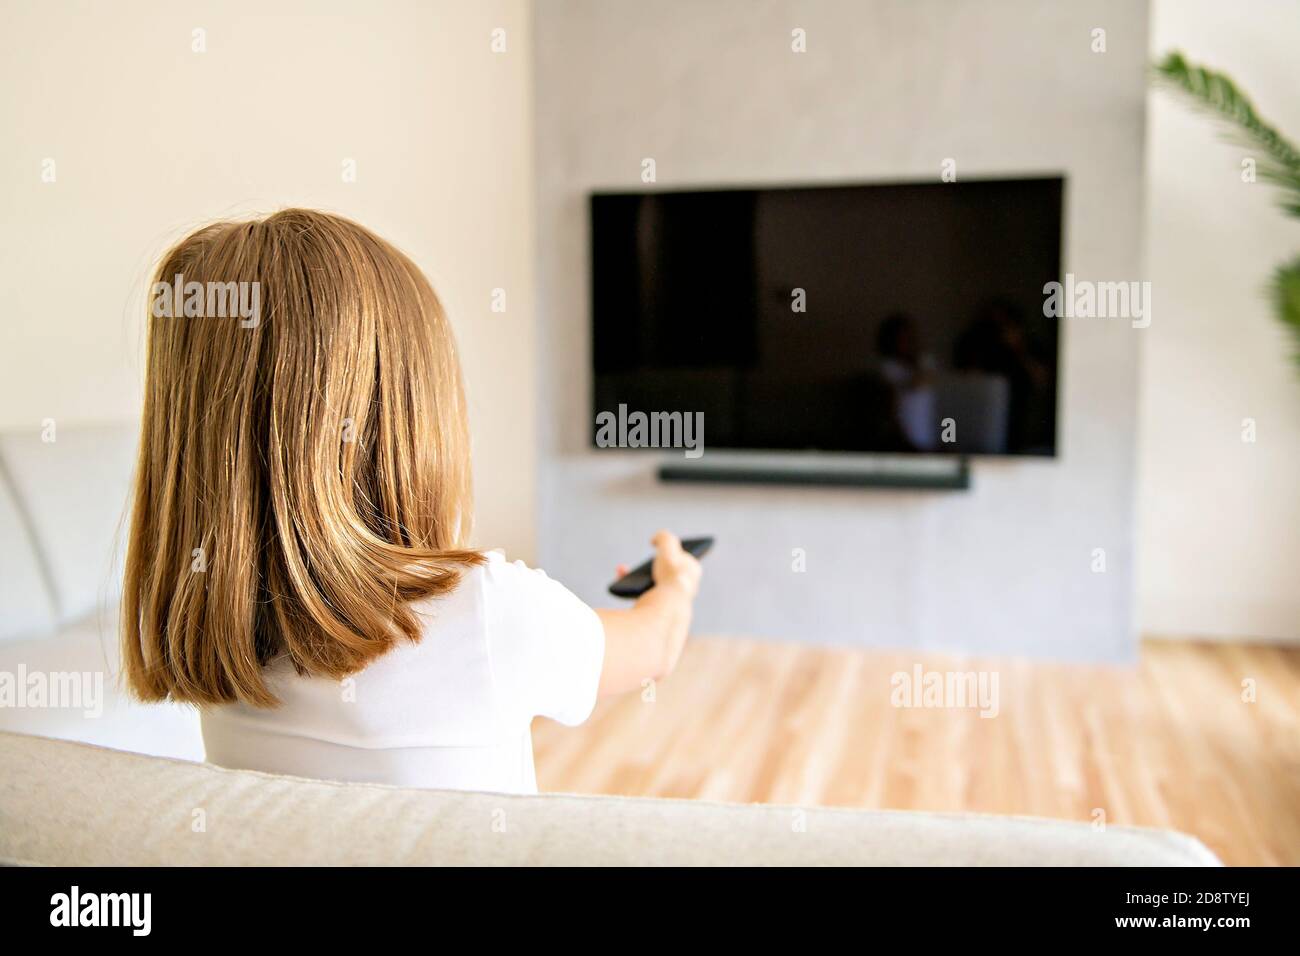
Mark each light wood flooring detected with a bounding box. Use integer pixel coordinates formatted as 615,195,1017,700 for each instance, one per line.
532,637,1300,865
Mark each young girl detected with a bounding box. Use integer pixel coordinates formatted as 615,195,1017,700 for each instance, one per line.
122,209,702,793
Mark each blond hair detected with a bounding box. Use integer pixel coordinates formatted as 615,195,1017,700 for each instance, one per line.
123,209,483,707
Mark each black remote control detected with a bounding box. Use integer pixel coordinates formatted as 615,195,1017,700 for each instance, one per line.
608,537,714,598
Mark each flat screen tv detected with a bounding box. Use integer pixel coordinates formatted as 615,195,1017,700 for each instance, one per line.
591,177,1063,457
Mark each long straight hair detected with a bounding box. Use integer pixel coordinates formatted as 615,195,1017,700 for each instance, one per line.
122,209,483,707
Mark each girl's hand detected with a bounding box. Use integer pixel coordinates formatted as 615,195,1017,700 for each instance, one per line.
648,529,702,600
596,529,702,696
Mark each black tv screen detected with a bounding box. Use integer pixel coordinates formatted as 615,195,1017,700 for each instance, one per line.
591,177,1063,456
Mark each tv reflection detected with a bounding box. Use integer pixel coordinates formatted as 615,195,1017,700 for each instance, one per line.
874,300,1054,455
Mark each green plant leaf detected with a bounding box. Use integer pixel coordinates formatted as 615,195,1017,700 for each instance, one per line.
1153,51,1300,218
1270,256,1300,368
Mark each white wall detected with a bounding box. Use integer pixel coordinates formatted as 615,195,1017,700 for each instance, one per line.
534,0,1150,661
0,0,537,560
1138,0,1300,642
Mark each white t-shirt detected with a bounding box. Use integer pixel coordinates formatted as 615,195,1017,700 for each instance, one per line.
201,551,605,794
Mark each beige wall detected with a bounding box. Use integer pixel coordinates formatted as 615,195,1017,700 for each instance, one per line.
1139,0,1300,640
0,0,536,560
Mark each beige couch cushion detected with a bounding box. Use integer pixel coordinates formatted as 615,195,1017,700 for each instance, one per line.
0,732,1220,866
0,615,202,761
0,424,136,627
0,467,57,642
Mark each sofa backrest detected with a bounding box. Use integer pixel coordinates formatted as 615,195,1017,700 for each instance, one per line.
0,732,1221,866
0,472,58,642
0,423,137,641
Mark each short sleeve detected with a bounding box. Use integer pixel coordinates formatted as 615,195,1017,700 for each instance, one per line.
482,552,605,727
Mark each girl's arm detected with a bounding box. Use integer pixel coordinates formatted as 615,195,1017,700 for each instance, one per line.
594,530,702,697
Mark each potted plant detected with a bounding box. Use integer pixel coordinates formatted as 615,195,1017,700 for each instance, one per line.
1155,51,1300,366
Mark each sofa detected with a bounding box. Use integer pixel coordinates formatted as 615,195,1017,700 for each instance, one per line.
0,425,1221,865
0,731,1219,866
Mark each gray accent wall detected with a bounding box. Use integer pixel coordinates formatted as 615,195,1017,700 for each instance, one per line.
534,0,1149,660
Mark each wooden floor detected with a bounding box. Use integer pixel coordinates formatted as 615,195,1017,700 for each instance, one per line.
532,637,1300,866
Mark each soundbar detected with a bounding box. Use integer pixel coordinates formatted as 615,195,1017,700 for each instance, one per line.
657,455,970,490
